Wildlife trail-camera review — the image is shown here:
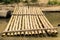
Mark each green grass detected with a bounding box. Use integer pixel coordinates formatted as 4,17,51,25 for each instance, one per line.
0,0,20,4
0,0,38,4
48,0,57,5
48,0,60,5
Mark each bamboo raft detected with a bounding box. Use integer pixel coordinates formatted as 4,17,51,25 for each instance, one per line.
1,5,58,36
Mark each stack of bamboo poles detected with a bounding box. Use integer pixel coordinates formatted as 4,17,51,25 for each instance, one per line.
2,5,58,36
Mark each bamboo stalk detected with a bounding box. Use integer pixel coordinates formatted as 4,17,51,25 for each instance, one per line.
39,8,58,34
2,6,57,36
36,8,52,35
7,16,15,36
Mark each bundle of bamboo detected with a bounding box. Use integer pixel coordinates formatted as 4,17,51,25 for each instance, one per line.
2,5,57,36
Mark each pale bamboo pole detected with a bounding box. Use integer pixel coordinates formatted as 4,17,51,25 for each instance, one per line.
26,7,31,35
39,7,58,34
30,16,35,34
7,16,15,36
17,6,22,35
31,7,38,34
37,7,51,35
27,16,32,35
42,7,57,34
28,8,32,35
32,8,41,35
36,16,46,35
21,7,25,35
35,7,46,35
2,16,13,36
28,7,33,35
3,5,18,35
34,16,42,34
31,16,38,34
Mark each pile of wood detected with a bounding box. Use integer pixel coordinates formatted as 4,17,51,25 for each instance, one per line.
2,6,58,36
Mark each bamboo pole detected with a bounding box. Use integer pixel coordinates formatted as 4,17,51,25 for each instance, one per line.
36,7,52,35
39,8,58,34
